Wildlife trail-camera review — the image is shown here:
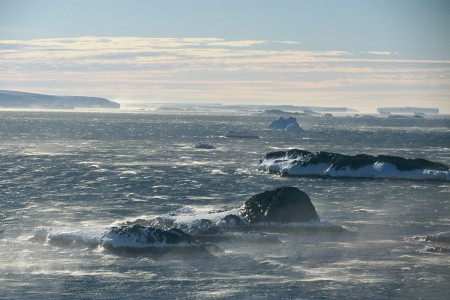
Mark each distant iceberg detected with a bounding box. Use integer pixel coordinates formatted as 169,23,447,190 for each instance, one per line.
377,107,439,115
259,149,450,180
267,117,303,132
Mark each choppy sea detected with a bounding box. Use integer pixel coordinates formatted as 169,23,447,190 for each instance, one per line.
0,110,449,299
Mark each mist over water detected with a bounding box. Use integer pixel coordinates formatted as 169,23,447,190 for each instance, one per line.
1,111,449,299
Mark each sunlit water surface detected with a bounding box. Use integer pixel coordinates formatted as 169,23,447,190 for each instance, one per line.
1,111,449,299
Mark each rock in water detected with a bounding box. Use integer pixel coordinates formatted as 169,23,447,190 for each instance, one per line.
241,187,320,223
259,149,450,180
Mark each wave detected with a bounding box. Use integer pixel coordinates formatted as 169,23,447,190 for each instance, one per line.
259,149,449,180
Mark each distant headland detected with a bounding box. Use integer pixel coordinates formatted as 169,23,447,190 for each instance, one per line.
0,90,120,109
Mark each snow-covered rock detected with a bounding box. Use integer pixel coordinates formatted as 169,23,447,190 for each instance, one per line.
259,149,450,180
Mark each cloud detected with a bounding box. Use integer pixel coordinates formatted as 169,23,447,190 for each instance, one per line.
1,37,448,70
362,51,396,56
0,36,449,112
275,40,301,45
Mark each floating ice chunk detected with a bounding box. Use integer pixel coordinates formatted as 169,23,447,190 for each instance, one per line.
267,117,303,132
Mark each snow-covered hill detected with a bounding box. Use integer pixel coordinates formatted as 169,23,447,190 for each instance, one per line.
0,90,120,109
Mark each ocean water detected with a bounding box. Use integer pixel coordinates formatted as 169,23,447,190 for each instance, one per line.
0,110,449,299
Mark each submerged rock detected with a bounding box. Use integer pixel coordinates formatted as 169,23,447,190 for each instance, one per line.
195,143,215,149
425,247,450,253
425,232,450,243
241,187,320,224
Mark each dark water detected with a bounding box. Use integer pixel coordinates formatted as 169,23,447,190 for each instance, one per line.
0,110,449,299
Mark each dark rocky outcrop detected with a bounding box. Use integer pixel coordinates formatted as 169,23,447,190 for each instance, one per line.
175,219,221,235
241,187,320,224
425,232,450,243
219,214,248,227
108,224,197,245
425,247,450,253
262,149,449,172
104,224,224,254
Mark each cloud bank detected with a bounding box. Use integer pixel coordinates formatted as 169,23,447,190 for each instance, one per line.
0,37,449,112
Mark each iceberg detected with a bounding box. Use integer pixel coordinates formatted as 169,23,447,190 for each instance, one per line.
267,117,303,132
377,107,439,115
285,122,303,132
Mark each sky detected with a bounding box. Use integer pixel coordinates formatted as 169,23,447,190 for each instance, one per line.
0,0,449,113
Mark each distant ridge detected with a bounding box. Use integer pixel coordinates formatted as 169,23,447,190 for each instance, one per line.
133,102,357,113
0,90,120,109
